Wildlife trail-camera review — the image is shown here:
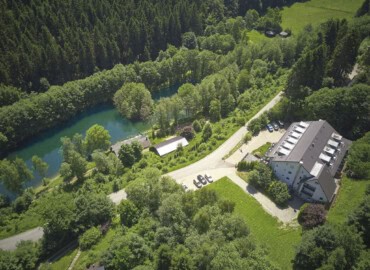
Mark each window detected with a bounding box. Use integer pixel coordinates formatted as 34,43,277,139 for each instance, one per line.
288,171,292,174
286,177,290,180
275,164,278,167
319,197,323,200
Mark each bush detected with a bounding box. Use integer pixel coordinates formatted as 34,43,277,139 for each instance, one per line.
244,132,252,143
298,203,327,229
192,120,202,133
202,122,213,142
0,195,10,209
237,161,258,172
79,227,101,250
248,118,261,134
180,126,195,141
268,181,291,206
12,190,34,213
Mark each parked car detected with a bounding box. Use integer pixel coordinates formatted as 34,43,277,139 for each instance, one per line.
205,174,213,183
193,179,202,188
278,120,284,128
266,123,273,132
197,174,207,185
272,122,279,131
182,184,189,191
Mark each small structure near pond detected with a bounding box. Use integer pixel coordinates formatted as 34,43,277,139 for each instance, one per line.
111,134,151,155
265,30,276,37
279,31,289,38
154,136,189,156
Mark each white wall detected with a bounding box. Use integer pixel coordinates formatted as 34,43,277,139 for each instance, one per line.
271,161,300,187
298,179,328,202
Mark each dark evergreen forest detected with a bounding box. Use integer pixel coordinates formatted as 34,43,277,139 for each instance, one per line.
0,0,304,92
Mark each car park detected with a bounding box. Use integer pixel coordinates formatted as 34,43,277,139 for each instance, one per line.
205,174,213,183
266,123,273,132
197,174,207,185
278,120,284,128
193,179,202,188
272,122,279,131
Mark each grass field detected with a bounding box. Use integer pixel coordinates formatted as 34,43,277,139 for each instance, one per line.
281,0,364,34
207,177,301,269
252,142,272,157
247,30,269,44
327,176,368,224
50,248,78,270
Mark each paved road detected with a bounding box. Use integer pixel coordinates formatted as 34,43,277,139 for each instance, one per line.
0,191,127,251
0,227,43,251
0,92,283,250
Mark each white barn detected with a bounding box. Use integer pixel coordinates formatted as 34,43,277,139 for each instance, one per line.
267,120,351,203
154,136,189,156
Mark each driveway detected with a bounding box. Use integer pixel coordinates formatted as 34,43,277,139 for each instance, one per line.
226,129,285,165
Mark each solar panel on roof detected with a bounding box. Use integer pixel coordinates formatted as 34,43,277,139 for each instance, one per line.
291,132,301,139
277,147,291,156
298,121,309,128
287,137,298,144
295,126,306,133
282,141,294,150
319,153,331,163
328,139,339,148
324,146,335,156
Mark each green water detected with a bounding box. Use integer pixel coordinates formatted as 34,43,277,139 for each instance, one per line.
1,85,178,197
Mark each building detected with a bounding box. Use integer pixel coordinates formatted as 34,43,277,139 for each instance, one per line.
154,136,189,156
266,120,351,203
111,134,151,155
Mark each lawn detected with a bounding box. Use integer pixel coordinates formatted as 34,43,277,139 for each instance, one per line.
252,142,272,157
327,176,368,224
207,177,301,269
247,30,269,44
281,0,364,34
50,248,78,270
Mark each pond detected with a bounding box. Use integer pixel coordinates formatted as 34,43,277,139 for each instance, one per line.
1,85,179,197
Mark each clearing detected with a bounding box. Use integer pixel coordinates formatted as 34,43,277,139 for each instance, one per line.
282,0,364,34
327,176,368,224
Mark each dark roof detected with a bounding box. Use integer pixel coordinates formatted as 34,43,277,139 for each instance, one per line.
111,134,151,155
268,120,351,175
154,136,185,149
317,166,337,202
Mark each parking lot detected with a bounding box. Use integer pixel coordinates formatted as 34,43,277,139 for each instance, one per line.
225,128,286,166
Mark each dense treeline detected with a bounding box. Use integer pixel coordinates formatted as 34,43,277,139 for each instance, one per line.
0,0,304,92
282,14,370,139
0,47,222,156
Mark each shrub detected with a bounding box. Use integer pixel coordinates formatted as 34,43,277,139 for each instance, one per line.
248,118,261,134
12,190,34,213
268,181,291,206
244,132,252,143
180,126,195,141
198,143,207,152
236,117,246,126
202,122,212,142
298,203,327,229
192,120,202,133
237,161,258,172
79,227,101,250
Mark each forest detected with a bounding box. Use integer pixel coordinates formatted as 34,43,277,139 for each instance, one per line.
0,0,304,92
0,0,369,269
